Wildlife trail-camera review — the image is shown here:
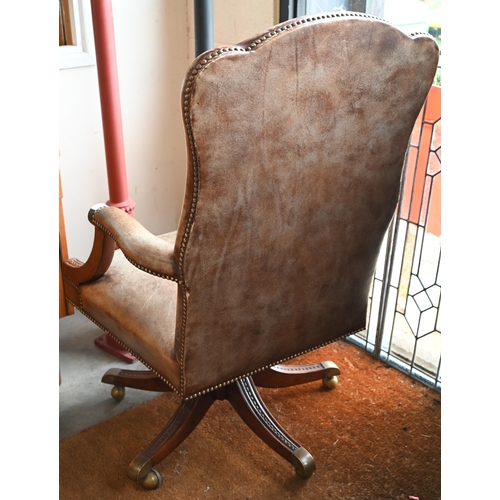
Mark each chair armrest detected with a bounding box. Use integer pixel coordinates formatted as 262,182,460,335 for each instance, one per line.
61,215,116,287
89,203,180,281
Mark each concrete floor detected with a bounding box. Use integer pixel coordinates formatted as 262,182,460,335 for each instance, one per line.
59,310,163,441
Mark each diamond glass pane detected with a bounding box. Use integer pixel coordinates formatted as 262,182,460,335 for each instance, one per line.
360,86,441,391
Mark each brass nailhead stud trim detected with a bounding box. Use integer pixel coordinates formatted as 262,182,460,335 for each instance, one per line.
67,300,181,396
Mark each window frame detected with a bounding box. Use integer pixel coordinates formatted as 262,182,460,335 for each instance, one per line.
59,0,95,70
279,0,367,21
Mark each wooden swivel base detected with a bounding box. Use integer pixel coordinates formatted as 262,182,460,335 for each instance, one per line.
101,361,340,490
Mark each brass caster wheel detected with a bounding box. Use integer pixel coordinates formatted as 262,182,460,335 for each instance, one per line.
322,375,339,390
141,469,161,490
291,447,316,478
111,385,125,401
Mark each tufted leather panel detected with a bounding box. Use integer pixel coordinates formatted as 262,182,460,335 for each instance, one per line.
174,15,439,397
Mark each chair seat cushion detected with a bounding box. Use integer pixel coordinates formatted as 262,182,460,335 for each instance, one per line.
79,232,181,391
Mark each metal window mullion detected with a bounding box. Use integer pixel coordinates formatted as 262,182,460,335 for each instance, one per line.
384,217,411,357
372,143,412,358
296,0,307,17
434,354,441,389
373,214,397,357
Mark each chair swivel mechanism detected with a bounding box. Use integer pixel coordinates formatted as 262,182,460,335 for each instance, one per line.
61,12,439,491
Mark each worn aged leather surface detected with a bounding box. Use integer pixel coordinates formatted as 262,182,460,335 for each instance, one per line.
75,14,439,399
79,232,182,391
176,15,439,397
91,205,180,281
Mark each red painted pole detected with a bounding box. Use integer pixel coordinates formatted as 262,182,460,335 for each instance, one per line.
90,0,135,216
90,0,136,362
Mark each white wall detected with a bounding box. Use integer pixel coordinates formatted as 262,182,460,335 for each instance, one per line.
60,0,276,261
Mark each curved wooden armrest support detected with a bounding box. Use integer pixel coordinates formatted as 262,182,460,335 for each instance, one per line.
61,221,116,286
89,203,180,281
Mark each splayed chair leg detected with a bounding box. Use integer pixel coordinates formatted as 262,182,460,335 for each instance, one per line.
252,361,340,390
227,377,316,478
101,368,174,401
127,393,216,489
116,367,332,489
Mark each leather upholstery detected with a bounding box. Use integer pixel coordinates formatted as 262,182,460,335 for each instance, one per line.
79,232,181,391
68,13,439,400
176,15,439,397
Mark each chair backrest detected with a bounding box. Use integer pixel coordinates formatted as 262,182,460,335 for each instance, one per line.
174,13,439,398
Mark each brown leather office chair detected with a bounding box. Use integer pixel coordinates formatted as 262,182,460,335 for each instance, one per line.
61,12,439,490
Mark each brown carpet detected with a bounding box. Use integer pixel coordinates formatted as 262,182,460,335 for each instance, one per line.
59,340,440,499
